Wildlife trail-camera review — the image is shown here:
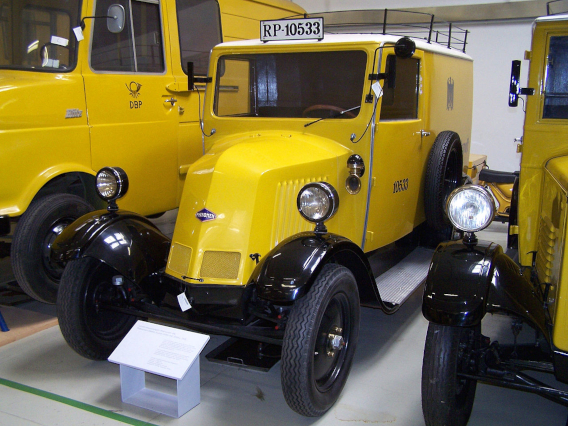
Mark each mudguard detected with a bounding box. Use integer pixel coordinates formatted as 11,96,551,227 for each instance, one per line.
51,210,170,284
423,239,549,339
250,231,379,305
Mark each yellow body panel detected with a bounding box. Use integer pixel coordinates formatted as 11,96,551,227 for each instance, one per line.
518,18,568,267
0,0,304,217
165,35,473,285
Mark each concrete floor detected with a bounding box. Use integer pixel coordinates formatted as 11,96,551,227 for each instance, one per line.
1,220,568,426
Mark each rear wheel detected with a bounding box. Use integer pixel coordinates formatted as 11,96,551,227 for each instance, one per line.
281,264,360,417
57,257,136,360
422,323,480,426
11,193,93,303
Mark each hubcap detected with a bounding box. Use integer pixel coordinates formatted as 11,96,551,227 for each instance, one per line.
326,327,345,357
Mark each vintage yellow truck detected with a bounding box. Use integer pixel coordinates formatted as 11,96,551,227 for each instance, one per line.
51,10,473,416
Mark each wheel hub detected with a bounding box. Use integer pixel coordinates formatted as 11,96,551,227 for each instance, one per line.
326,327,345,357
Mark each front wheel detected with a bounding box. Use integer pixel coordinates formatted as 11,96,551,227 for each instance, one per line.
57,257,137,360
421,323,480,426
11,193,93,303
281,264,360,417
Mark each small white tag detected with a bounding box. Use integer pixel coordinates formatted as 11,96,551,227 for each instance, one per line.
51,35,69,47
372,81,383,98
177,293,192,312
73,27,84,41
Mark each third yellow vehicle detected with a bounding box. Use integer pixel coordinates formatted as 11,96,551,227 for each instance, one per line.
421,10,568,425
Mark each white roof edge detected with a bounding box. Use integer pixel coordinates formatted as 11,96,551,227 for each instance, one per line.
215,34,472,61
536,13,568,22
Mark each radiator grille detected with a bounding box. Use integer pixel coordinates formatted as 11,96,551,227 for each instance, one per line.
271,177,327,247
536,215,557,283
167,243,192,276
200,251,241,280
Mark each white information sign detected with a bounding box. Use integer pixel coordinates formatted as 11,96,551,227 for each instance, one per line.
108,321,209,380
260,18,324,42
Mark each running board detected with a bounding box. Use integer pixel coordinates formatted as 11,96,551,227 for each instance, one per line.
375,247,434,306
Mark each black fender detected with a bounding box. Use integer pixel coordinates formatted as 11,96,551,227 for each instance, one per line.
422,239,549,340
250,231,380,305
51,209,170,284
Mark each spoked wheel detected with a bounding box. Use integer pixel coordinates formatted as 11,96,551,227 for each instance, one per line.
281,264,360,417
11,193,93,303
422,323,480,426
57,257,137,360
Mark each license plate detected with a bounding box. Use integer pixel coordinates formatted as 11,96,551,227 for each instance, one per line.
260,18,324,42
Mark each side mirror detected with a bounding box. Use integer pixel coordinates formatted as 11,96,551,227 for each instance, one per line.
187,61,212,90
509,60,521,107
509,59,535,107
107,4,125,34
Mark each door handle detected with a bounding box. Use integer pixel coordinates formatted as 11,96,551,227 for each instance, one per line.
420,130,431,137
165,97,177,106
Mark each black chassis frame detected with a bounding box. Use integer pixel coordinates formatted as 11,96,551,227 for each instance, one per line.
51,209,392,346
422,237,568,405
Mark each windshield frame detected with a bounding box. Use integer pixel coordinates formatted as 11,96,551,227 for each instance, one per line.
212,49,369,121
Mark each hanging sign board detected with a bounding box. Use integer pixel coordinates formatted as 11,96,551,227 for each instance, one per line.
260,18,324,42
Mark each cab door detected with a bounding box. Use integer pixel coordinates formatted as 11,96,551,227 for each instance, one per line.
165,0,222,203
84,0,178,215
364,50,428,252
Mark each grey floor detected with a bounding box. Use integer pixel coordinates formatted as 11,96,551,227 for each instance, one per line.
1,218,567,426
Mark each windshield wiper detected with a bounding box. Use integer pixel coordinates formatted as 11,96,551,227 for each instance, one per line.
304,106,361,128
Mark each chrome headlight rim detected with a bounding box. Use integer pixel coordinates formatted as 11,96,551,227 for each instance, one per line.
95,167,129,202
446,184,496,233
297,182,339,224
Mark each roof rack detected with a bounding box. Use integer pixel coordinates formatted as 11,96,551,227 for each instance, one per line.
292,9,469,53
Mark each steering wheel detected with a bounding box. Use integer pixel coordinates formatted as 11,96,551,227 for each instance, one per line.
302,104,357,118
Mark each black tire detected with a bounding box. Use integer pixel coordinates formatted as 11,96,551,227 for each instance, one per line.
281,264,360,417
424,131,463,232
422,323,480,426
11,193,93,304
57,257,137,360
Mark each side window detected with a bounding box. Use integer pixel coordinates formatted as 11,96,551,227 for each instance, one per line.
91,0,164,73
543,35,568,119
215,58,251,116
379,55,420,121
176,0,221,76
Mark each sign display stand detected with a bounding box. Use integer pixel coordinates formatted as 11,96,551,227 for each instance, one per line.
109,321,210,418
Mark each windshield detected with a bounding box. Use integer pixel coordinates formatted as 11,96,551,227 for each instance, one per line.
0,0,81,71
214,50,368,119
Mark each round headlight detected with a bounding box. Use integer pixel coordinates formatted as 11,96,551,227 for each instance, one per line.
446,185,495,232
297,182,339,223
96,167,129,202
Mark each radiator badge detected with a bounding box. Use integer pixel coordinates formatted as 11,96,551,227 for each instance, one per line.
196,208,216,222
